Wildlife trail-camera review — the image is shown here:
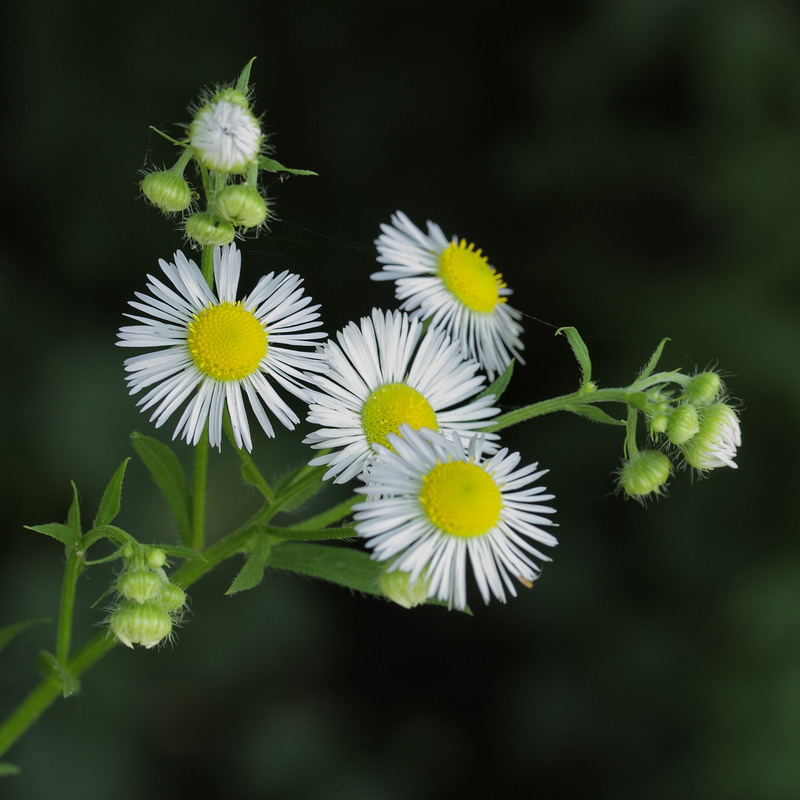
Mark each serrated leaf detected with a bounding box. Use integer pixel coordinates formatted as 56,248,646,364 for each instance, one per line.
93,459,130,528
266,524,356,542
24,523,78,547
556,327,592,387
0,763,20,777
234,57,257,95
477,360,514,401
226,534,272,595
639,337,671,380
67,481,81,539
567,405,626,425
0,618,49,654
269,543,382,596
38,651,80,698
131,433,192,545
257,156,317,176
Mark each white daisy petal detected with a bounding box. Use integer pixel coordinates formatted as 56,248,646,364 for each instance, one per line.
117,243,326,451
373,212,525,379
354,425,558,611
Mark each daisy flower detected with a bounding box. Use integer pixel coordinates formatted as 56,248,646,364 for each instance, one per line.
117,243,326,451
373,211,524,379
303,308,500,484
190,99,262,173
354,426,558,610
682,403,741,470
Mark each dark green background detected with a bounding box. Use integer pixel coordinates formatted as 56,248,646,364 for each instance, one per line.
2,1,797,798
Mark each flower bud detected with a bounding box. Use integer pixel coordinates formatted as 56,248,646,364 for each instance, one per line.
216,185,268,228
190,99,262,173
110,603,172,649
159,582,187,613
685,372,722,406
682,403,741,470
648,414,669,436
141,170,192,213
185,212,235,247
666,404,700,446
117,570,163,605
379,569,429,609
213,88,250,108
618,450,671,499
146,548,167,569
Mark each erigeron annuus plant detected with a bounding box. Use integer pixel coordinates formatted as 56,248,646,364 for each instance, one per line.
0,59,741,775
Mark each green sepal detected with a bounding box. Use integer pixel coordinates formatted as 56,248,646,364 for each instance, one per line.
0,763,21,777
257,156,317,176
131,432,192,545
234,57,256,95
269,543,382,596
0,618,49,654
93,458,130,529
556,327,592,388
38,651,80,698
266,524,356,542
567,405,626,426
226,534,272,595
477,360,514,401
639,337,671,380
149,126,188,148
272,464,327,513
24,523,78,547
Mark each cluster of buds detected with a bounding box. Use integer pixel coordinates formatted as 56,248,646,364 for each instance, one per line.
108,546,188,649
619,371,741,501
140,78,269,248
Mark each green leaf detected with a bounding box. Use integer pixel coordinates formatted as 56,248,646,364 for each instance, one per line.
83,524,136,550
639,337,671,380
149,126,188,148
93,458,130,528
556,327,592,387
226,534,272,595
272,464,327,513
156,544,207,562
266,524,356,542
567,405,626,425
24,523,78,547
269,543,382,596
131,432,192,545
0,763,20,777
234,57,257,95
292,496,358,530
257,156,318,176
0,618,49,654
67,481,81,539
477,360,514,401
38,651,80,698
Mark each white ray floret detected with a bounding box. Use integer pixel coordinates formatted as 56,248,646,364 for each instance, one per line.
303,308,500,484
354,426,558,611
118,243,326,451
373,211,525,379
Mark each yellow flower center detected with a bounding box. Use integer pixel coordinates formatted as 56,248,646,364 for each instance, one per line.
419,460,502,537
361,383,438,450
438,239,506,313
187,301,267,381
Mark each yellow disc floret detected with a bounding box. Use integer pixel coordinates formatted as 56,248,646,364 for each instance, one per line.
438,239,506,313
419,460,502,538
187,301,267,381
361,383,437,450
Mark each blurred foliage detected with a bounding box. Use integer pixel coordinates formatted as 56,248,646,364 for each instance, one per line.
1,1,798,798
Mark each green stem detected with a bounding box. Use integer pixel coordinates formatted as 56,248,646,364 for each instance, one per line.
55,549,84,665
200,245,214,286
190,432,209,552
624,405,640,459
488,388,630,432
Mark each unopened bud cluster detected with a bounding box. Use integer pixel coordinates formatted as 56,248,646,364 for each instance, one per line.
141,80,269,248
620,371,741,501
108,547,187,649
